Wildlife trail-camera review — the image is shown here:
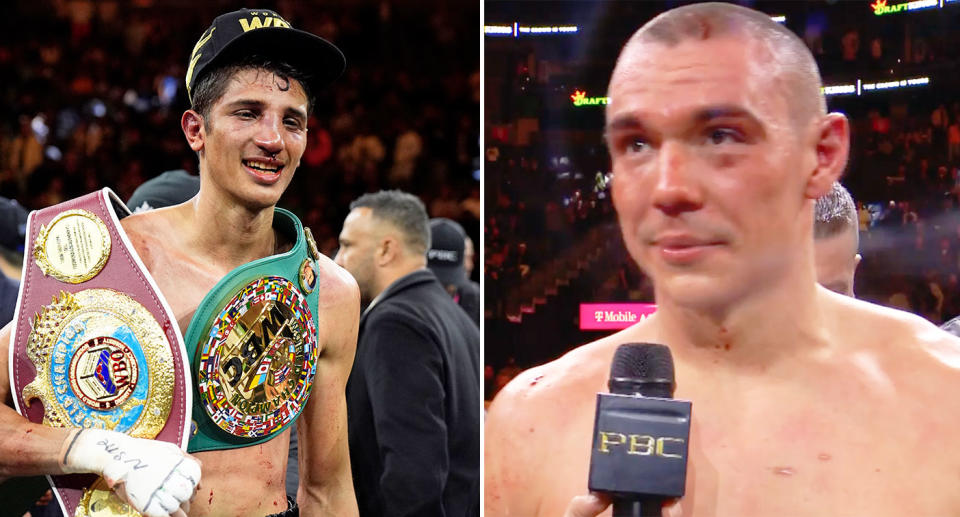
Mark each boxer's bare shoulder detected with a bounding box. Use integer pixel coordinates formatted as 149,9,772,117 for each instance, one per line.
485,325,652,517
315,254,359,311
827,290,960,388
119,205,182,269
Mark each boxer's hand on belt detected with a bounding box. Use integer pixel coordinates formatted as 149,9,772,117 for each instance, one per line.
59,428,201,517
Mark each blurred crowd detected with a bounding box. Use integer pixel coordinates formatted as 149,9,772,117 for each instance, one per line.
0,0,480,270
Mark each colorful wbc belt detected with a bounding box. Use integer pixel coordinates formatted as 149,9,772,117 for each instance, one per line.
185,207,321,452
8,188,191,517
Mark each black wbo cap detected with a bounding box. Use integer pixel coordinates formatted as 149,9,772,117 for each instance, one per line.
185,8,345,103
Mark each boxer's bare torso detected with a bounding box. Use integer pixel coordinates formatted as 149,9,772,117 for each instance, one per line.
121,204,359,516
486,290,960,516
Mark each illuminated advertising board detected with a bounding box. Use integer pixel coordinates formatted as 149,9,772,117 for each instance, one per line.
570,90,610,107
580,303,657,330
870,0,939,15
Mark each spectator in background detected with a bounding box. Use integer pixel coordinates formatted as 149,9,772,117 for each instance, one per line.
0,197,26,326
427,217,480,326
334,190,480,517
125,169,199,213
464,234,476,278
814,182,861,296
858,201,872,233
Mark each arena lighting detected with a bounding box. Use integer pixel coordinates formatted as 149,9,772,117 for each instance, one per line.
822,76,929,96
822,84,857,96
570,89,610,107
870,0,939,16
484,25,513,36
484,23,579,37
519,25,579,34
861,76,930,91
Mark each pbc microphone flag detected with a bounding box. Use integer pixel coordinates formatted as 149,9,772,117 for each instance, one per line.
588,343,692,500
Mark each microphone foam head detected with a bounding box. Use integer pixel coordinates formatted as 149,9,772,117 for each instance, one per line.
610,342,675,384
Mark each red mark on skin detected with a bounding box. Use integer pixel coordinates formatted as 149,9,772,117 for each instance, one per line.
274,501,279,506
208,489,213,505
528,427,534,433
771,466,795,476
818,453,831,461
529,374,544,386
25,429,32,433
723,343,731,351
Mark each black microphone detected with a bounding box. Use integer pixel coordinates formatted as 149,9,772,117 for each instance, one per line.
588,343,692,517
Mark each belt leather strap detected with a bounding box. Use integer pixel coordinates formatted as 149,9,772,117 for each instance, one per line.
8,188,191,516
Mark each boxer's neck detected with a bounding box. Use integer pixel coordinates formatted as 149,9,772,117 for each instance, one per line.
182,190,278,268
650,263,829,368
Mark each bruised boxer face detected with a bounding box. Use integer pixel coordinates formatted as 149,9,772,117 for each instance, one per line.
183,67,308,210
606,33,846,309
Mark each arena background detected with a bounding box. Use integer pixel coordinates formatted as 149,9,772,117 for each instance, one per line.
484,0,960,400
0,0,480,278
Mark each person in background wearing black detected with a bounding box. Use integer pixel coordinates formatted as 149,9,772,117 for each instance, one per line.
335,190,480,517
427,218,480,327
0,197,26,326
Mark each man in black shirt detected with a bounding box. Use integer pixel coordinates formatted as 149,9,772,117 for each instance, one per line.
335,190,480,517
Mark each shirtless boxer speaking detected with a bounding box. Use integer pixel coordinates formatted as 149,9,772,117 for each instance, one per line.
485,3,960,516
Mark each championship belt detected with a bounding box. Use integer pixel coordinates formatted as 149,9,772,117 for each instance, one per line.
8,188,191,516
185,208,321,452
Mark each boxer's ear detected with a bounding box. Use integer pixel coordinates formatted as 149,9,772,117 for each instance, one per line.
181,110,205,152
805,112,849,199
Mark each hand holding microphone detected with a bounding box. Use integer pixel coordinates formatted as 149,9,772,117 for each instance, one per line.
563,493,612,517
587,343,692,517
60,428,201,517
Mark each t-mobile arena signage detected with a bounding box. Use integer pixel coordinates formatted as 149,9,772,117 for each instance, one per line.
580,303,657,330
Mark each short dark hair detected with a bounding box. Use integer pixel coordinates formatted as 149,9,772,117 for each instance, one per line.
814,182,858,245
190,54,315,124
351,190,430,256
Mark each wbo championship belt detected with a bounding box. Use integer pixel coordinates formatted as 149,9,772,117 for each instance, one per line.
9,188,191,517
185,207,321,452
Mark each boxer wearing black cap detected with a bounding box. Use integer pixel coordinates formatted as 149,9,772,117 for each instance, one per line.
0,8,359,517
486,3,960,516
